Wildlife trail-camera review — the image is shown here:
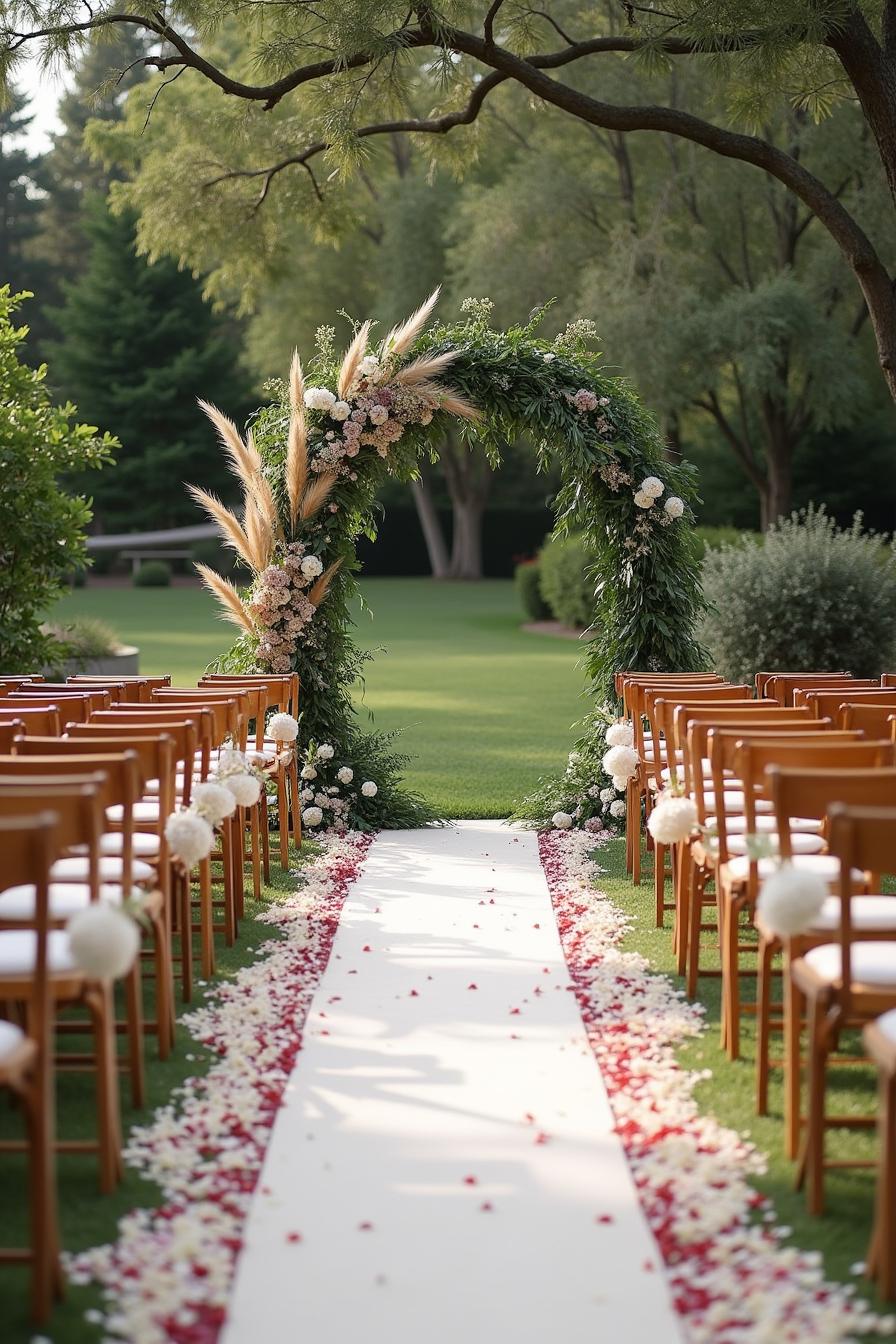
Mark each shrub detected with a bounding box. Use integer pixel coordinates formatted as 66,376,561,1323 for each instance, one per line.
515,557,551,621
701,507,896,683
191,537,239,578
133,560,172,588
538,532,593,629
696,525,758,556
42,616,121,673
0,289,116,671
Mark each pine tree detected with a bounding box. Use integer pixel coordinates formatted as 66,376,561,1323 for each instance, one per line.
0,89,52,351
47,200,255,531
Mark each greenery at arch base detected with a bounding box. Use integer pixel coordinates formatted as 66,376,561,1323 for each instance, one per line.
198,296,706,832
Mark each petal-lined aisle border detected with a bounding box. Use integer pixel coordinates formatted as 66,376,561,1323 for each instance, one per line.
539,829,894,1344
67,831,373,1344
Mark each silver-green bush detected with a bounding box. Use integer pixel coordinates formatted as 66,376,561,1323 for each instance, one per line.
700,507,896,683
538,533,594,629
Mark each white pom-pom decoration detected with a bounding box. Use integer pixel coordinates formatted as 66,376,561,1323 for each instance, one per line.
552,812,573,830
612,775,628,791
191,781,237,824
361,781,378,798
605,720,634,749
67,902,140,979
224,773,262,808
165,809,214,867
217,748,246,774
269,712,299,742
647,794,698,845
757,864,827,937
302,806,323,827
602,744,639,782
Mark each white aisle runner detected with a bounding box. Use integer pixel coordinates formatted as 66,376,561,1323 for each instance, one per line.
223,821,683,1344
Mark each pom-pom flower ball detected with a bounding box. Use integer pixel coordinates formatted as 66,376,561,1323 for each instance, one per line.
303,387,336,411
552,812,573,830
165,809,214,868
302,806,323,827
269,712,299,742
605,720,635,749
640,476,665,499
67,902,141,979
609,799,626,819
361,781,378,798
300,555,324,580
664,496,685,518
224,773,262,808
612,774,629,791
647,794,698,845
757,864,827,936
602,744,639,783
191,781,237,824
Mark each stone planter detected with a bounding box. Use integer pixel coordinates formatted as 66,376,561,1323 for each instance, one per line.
49,645,140,677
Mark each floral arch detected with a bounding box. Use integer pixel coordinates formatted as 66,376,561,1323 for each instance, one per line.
191,292,706,830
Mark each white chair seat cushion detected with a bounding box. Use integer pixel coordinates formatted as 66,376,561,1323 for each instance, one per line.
804,941,896,987
871,1007,896,1044
51,855,155,883
810,896,896,933
0,929,77,977
725,831,825,857
70,832,160,858
706,814,822,835
724,853,865,884
700,792,774,814
0,1017,25,1063
0,882,123,920
106,801,160,824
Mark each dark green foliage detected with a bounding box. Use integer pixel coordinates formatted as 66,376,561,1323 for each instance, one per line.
47,200,254,531
133,560,171,587
538,533,593,628
0,90,53,356
701,508,896,682
695,525,759,556
0,288,116,671
514,557,551,621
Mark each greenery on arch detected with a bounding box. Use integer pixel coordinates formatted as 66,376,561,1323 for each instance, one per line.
193,294,707,830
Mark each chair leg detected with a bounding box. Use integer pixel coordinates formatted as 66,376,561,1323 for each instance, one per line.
198,858,215,980
151,910,174,1058
800,994,829,1215
84,983,123,1193
686,868,706,999
123,961,146,1109
632,797,642,886
277,771,290,870
289,756,302,850
260,793,271,884
654,841,667,928
251,804,263,901
755,933,776,1115
24,1008,61,1322
723,892,745,1061
872,1071,896,1299
784,960,804,1161
179,871,194,1004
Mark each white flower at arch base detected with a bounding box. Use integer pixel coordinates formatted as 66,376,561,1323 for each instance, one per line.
316,743,335,762
664,496,685,519
552,811,573,830
337,766,353,785
602,743,639,783
757,863,828,936
640,475,665,499
633,489,656,509
302,806,323,828
605,719,634,749
268,711,299,743
361,780,378,798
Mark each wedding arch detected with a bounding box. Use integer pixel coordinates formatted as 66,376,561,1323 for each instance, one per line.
190,292,706,829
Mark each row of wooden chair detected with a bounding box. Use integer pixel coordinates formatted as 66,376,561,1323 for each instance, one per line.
615,668,896,1299
0,669,301,1321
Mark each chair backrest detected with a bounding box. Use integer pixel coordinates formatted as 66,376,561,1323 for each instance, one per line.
0,705,61,736
197,679,276,750
151,689,248,750
795,686,896,718
201,673,299,732
827,804,896,1007
666,700,784,762
0,812,60,1039
686,716,826,817
68,674,171,701
642,685,750,784
5,693,96,723
16,684,113,711
882,675,896,689
759,672,852,705
0,779,106,897
840,702,896,737
769,766,896,865
0,720,24,753
619,676,727,756
0,676,44,691
70,718,200,801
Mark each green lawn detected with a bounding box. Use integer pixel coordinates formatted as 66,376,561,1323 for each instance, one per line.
52,579,587,817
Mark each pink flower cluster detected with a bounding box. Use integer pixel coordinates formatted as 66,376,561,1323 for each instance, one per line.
252,544,318,673
569,388,611,418
313,378,436,474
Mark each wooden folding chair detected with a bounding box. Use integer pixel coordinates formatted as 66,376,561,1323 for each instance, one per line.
797,686,896,719
0,811,62,1322
759,672,853,705
863,1000,896,1300
0,706,62,736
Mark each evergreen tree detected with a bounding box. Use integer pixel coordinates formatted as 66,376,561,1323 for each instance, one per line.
47,199,255,532
0,89,51,351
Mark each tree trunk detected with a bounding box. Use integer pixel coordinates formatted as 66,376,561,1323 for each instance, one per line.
439,428,493,580
759,391,795,530
409,462,450,578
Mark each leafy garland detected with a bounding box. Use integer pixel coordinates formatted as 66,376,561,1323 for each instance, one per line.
193,294,707,831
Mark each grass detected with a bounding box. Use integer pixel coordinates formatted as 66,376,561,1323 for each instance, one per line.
604,834,896,1336
52,580,587,817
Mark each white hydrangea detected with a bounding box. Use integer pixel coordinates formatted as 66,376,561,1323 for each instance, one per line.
605,719,634,748
191,781,237,825
640,476,665,499
552,812,573,830
602,744,639,782
337,766,353,784
647,794,697,845
633,490,656,509
361,780,377,797
609,799,626,819
757,864,827,936
300,555,324,580
67,902,140,979
329,400,351,421
165,809,214,868
316,743,335,761
599,787,615,803
301,787,315,802
268,712,299,742
302,806,323,827
359,355,380,380
301,764,317,781
664,496,685,518
611,775,628,791
303,387,336,411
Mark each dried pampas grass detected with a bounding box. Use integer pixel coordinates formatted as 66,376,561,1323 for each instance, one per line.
337,320,372,399
194,563,255,634
382,288,440,358
308,559,342,607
